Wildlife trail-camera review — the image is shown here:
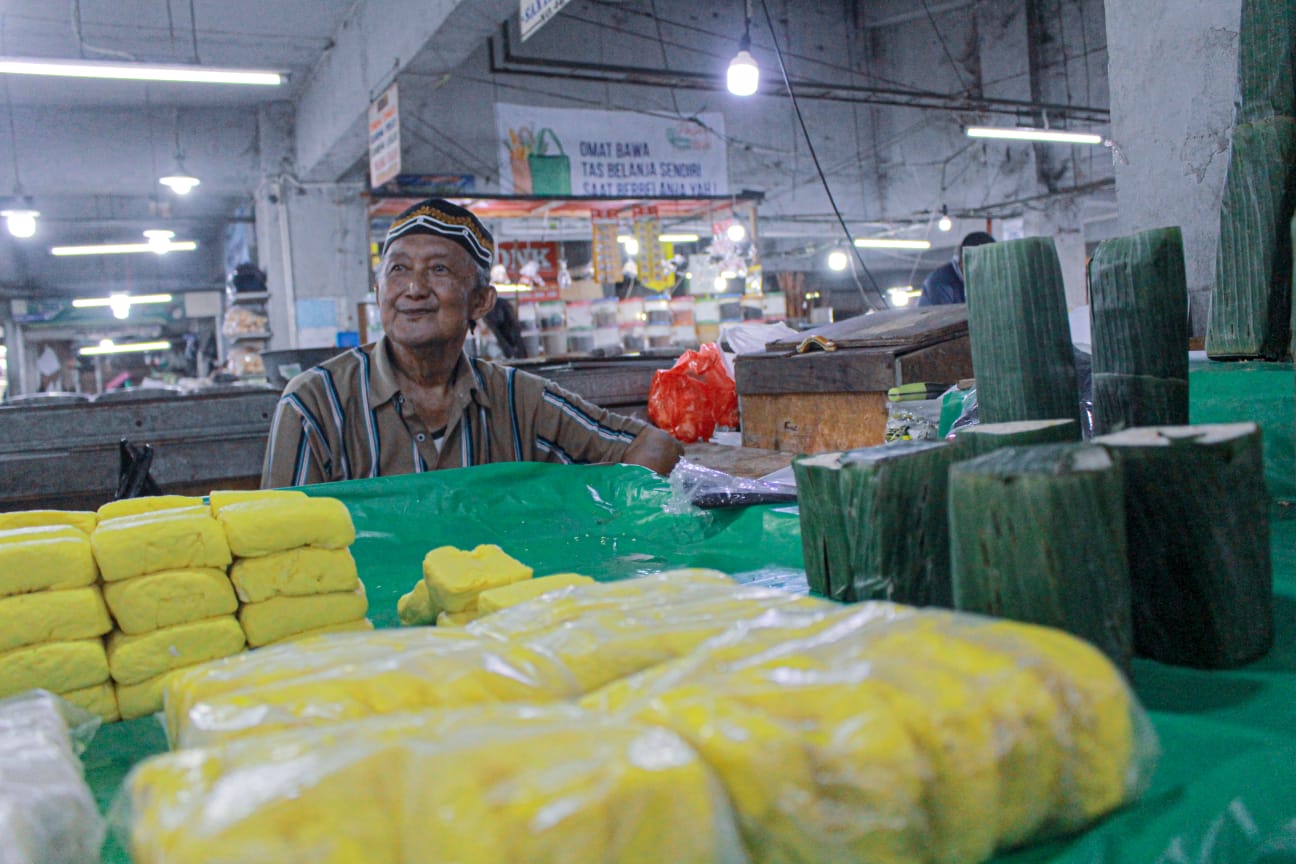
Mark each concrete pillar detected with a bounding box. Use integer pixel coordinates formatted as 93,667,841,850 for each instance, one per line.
1106,0,1242,335
1024,199,1089,309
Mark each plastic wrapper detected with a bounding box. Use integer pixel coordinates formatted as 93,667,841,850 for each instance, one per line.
647,342,739,443
664,459,798,513
163,628,580,749
102,569,238,635
216,497,355,558
0,528,98,598
884,397,943,443
118,704,747,864
0,586,113,652
585,603,1158,864
0,690,104,864
90,511,232,583
237,586,368,647
469,570,835,692
264,618,373,646
476,572,594,614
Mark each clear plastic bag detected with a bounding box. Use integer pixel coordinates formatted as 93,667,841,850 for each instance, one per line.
885,398,943,443
117,705,749,864
163,628,580,749
0,690,105,864
585,603,1159,864
665,459,798,514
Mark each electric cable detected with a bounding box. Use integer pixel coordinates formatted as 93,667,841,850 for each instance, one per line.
756,0,886,310
921,0,971,94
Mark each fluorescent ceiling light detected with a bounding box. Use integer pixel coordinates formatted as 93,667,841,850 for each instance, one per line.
0,57,282,86
853,238,932,250
659,233,699,243
79,339,172,356
51,240,197,256
72,293,172,308
966,126,1104,145
494,283,533,293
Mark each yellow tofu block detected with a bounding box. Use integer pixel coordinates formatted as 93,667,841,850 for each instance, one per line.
103,569,239,635
107,617,246,686
0,586,113,653
117,672,180,721
264,618,374,647
0,531,98,598
97,496,204,521
477,572,595,615
91,511,232,582
423,544,533,613
0,509,97,534
0,639,109,698
436,609,477,628
238,587,369,647
207,488,308,516
61,681,120,723
127,707,738,864
228,547,359,603
217,497,355,557
397,580,439,626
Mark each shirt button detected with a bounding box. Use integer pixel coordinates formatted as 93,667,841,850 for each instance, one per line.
416,433,426,442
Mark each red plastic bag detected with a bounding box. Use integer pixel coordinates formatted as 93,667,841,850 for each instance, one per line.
647,343,739,443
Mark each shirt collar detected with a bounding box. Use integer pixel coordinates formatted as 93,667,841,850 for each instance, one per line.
367,336,485,408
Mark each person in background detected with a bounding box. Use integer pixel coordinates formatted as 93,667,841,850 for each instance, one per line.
917,231,996,306
261,198,682,488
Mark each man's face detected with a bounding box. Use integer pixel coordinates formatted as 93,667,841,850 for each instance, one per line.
378,234,495,351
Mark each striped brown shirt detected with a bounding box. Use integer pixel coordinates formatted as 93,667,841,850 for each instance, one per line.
261,337,648,488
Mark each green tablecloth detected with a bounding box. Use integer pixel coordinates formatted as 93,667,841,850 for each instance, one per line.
86,359,1296,862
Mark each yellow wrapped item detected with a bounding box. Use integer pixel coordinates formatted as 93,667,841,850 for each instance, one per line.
163,629,579,749
207,488,307,516
123,706,745,864
435,609,477,628
0,586,113,653
0,639,109,698
473,572,836,692
107,617,246,686
422,543,532,613
476,572,595,614
265,618,374,646
396,580,439,626
0,509,97,534
91,511,231,583
97,496,204,521
229,547,359,603
0,527,98,598
238,586,369,647
61,681,120,723
968,619,1141,832
217,497,355,558
103,569,238,635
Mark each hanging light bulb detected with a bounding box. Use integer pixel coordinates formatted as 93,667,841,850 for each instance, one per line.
2,206,38,238
159,173,200,195
727,1,759,96
726,222,746,243
827,250,848,271
621,236,640,256
109,293,131,320
938,205,953,232
144,229,176,254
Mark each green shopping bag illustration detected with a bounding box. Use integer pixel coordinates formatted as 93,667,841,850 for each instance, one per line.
527,128,571,195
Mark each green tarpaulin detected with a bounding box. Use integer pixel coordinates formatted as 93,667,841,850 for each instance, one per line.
86,360,1296,863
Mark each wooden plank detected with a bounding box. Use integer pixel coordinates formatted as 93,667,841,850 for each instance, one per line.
734,348,899,395
765,305,968,351
740,392,889,453
895,335,975,386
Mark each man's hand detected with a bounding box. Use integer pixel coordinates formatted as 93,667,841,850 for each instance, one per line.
623,426,684,476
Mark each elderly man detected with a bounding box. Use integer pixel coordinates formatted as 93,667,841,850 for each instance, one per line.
261,198,682,488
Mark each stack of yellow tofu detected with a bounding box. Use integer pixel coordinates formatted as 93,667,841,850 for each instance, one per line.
398,543,593,628
0,513,115,720
91,497,245,720
214,492,370,647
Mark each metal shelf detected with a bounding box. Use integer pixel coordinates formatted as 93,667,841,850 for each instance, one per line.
231,332,272,342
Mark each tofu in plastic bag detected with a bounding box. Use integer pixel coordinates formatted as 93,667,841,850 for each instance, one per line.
118,705,748,864
163,628,580,749
0,690,105,864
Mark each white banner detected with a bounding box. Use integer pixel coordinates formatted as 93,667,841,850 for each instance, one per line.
495,103,729,197
368,83,401,189
520,0,574,42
